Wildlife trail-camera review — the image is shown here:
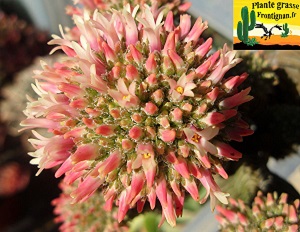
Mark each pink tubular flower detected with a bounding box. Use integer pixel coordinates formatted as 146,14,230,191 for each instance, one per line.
168,74,197,101
70,0,191,16
216,191,300,232
132,144,157,188
21,3,253,228
108,79,140,108
52,180,129,232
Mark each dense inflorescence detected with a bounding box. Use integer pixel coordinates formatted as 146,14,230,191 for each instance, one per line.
216,191,300,232
53,181,129,232
67,0,191,15
21,5,253,226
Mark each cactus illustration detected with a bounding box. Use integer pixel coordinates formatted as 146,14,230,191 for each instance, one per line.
281,23,289,37
237,6,256,44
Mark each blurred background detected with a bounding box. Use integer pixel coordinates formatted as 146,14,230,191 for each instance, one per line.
0,0,299,231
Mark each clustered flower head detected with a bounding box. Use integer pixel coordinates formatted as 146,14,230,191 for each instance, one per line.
21,3,253,227
216,191,300,232
53,181,129,232
67,0,191,15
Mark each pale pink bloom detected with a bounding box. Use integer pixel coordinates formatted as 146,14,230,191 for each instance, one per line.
183,178,199,201
184,17,208,43
144,102,159,115
223,72,248,89
205,87,220,104
178,14,191,39
48,25,76,57
170,178,182,197
28,131,74,176
162,31,176,55
131,113,143,123
168,74,196,101
20,118,59,132
123,10,139,46
151,89,164,104
170,108,183,122
72,14,103,51
137,7,164,52
132,144,157,188
98,150,122,178
71,144,98,163
125,171,145,205
108,79,139,108
166,151,190,179
55,158,73,178
125,64,139,81
214,141,242,161
128,44,143,64
199,169,230,211
91,11,121,49
122,139,134,151
199,112,226,126
117,190,130,222
159,116,170,128
159,129,176,143
129,126,144,140
70,176,104,203
195,37,213,58
219,87,253,109
70,98,88,109
207,45,242,84
164,191,177,227
145,52,157,74
96,124,116,136
184,126,219,157
178,143,190,158
182,103,193,112
167,50,185,75
178,2,192,12
156,177,176,227
164,11,174,32
147,187,157,210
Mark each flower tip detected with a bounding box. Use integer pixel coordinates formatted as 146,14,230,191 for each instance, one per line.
178,2,192,12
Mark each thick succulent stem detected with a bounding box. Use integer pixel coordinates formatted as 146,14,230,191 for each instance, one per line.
237,6,256,43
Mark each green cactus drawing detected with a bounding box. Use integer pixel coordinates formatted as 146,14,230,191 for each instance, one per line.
237,6,256,44
281,23,289,37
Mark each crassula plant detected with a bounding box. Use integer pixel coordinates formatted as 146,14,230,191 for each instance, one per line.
216,191,300,232
21,2,253,227
67,0,191,15
52,180,129,232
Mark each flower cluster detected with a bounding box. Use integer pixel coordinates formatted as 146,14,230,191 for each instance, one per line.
67,0,191,15
21,4,253,227
216,191,300,232
53,181,129,232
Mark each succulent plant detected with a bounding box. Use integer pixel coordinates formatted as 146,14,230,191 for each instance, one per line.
216,191,300,232
67,0,191,15
52,180,129,232
21,4,253,227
